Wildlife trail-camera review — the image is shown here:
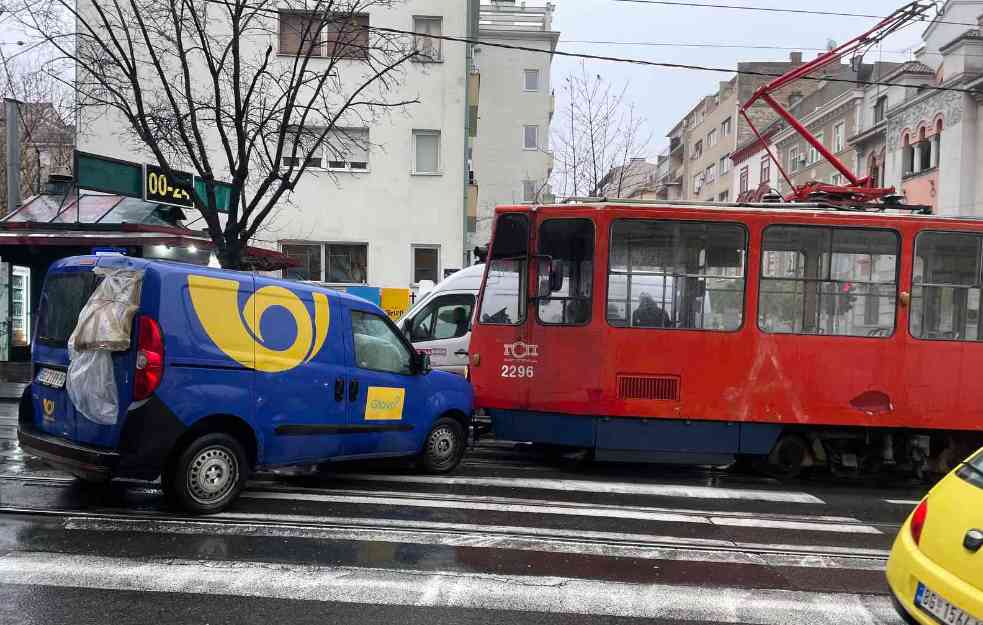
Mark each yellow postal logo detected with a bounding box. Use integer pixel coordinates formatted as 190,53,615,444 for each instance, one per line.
188,275,330,373
42,398,55,417
365,387,405,421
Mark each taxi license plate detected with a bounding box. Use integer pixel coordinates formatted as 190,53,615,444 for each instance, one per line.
916,583,981,625
36,368,66,389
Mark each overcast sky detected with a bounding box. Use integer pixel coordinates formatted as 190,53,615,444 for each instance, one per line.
550,0,928,154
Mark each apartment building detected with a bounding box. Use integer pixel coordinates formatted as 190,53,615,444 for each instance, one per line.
470,0,558,249
656,52,824,203
80,1,480,290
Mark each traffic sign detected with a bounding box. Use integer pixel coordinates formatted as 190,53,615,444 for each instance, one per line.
144,164,194,209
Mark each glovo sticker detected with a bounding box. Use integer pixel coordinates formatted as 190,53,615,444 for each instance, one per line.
364,386,405,421
42,398,55,417
187,275,330,373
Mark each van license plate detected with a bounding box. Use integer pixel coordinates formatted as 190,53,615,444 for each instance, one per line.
37,368,66,389
916,583,980,625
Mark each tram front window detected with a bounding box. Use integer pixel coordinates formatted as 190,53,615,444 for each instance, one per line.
479,213,529,326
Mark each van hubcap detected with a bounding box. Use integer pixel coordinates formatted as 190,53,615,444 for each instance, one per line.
428,426,456,462
188,446,237,504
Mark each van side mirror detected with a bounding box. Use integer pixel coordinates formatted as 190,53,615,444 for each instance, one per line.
413,351,432,374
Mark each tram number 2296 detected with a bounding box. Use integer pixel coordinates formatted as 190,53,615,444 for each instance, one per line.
501,365,535,378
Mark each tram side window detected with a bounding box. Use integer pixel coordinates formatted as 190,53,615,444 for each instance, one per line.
478,213,528,325
537,219,594,325
758,226,898,337
911,232,983,341
607,220,746,331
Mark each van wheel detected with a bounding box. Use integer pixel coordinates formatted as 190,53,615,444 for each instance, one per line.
164,433,247,514
420,417,466,474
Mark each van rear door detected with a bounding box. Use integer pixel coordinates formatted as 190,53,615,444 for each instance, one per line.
33,267,103,440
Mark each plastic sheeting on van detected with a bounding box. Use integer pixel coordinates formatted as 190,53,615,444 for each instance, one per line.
66,267,144,425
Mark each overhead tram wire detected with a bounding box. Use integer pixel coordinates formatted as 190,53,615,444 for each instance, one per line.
612,0,983,30
196,0,983,97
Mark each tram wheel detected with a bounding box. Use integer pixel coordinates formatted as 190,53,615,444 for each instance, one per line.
765,435,809,480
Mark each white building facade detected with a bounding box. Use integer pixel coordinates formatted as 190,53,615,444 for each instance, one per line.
470,0,558,248
79,0,480,290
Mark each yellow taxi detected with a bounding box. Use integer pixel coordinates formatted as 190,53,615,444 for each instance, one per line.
887,447,983,625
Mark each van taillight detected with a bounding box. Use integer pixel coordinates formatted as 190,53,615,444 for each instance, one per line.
910,499,928,546
133,315,163,400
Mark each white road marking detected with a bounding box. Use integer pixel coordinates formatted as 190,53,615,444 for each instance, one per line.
240,490,879,534
64,515,890,571
321,473,826,504
0,551,897,624
885,499,921,506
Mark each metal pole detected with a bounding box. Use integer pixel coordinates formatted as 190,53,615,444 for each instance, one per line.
4,98,20,216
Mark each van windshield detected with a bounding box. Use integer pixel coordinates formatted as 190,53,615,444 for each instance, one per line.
36,271,103,347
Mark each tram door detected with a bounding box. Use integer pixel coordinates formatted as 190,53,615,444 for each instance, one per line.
526,217,603,439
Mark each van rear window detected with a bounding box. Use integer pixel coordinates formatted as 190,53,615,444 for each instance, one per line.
36,272,103,346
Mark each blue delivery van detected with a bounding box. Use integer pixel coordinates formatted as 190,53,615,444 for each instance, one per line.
18,255,474,513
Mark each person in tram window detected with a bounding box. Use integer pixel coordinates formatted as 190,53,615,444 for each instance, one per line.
633,292,673,328
564,298,590,324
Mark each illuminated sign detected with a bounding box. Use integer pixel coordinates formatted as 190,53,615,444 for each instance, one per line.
144,164,195,209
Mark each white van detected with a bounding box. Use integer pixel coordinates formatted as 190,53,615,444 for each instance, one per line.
398,264,485,376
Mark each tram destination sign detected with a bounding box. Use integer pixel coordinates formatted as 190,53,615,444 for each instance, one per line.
143,164,195,209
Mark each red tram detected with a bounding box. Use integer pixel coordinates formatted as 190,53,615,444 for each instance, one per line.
469,200,983,475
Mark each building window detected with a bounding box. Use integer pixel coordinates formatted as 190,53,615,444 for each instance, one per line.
874,96,887,123
413,245,440,284
413,16,442,61
808,132,824,164
932,118,943,168
758,226,899,336
282,243,322,280
282,131,323,169
831,173,843,186
760,155,771,185
522,180,538,202
739,166,749,193
413,130,441,174
720,156,730,175
869,154,881,187
718,190,729,202
911,232,983,341
278,12,370,59
325,127,369,170
833,122,845,153
692,140,703,160
537,219,594,326
523,125,539,150
721,117,732,136
788,146,801,172
707,129,717,148
903,133,914,175
282,242,368,284
693,172,704,195
705,164,716,184
607,220,746,331
524,69,540,91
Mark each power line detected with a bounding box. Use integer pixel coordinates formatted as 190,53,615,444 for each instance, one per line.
562,39,916,55
159,0,983,97
612,0,983,29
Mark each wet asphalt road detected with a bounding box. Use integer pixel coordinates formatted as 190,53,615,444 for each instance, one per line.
0,394,932,624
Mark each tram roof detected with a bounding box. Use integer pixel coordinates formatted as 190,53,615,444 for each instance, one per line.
497,198,983,225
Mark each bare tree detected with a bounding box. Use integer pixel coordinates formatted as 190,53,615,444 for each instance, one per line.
0,51,75,212
551,62,653,201
12,0,421,267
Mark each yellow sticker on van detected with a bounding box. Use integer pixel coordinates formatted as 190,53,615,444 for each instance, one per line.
364,387,405,421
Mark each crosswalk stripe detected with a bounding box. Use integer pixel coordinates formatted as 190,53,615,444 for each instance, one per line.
63,515,889,571
323,473,826,504
0,551,897,623
240,490,879,534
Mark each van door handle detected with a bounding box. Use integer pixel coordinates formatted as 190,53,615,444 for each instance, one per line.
965,529,983,552
348,379,359,403
334,378,345,402
455,349,469,356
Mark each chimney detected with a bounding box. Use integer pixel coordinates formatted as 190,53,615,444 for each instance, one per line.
45,174,74,196
790,51,803,65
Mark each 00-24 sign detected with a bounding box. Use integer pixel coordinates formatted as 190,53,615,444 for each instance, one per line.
144,164,195,209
